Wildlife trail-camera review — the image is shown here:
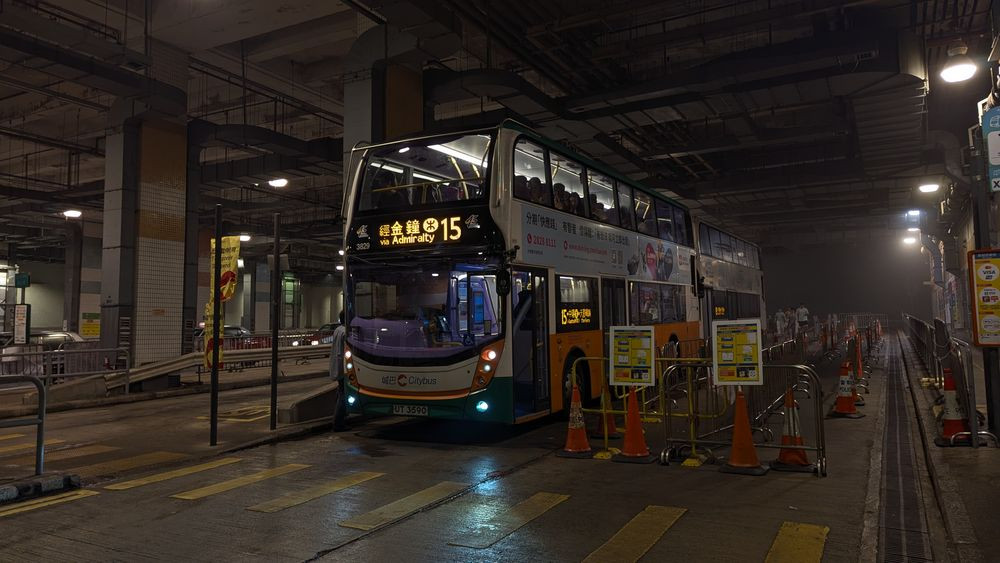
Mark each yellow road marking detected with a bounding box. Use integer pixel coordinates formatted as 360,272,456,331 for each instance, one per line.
0,489,100,518
196,405,270,423
582,505,687,563
8,444,120,466
339,481,468,531
0,433,25,441
105,457,243,491
72,451,188,477
0,438,64,455
449,491,569,548
171,463,309,500
764,521,830,563
246,471,385,513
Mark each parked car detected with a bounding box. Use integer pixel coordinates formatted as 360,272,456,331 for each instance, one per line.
292,323,340,347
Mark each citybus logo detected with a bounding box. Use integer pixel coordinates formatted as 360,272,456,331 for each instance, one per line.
380,374,439,387
397,374,407,387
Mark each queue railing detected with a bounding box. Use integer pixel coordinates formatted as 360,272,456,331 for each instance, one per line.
0,374,46,475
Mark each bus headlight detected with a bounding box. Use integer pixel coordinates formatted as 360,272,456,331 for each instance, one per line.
475,400,489,413
344,344,358,387
471,342,503,393
347,395,356,405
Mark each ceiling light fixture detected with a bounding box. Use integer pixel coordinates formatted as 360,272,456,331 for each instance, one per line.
918,183,940,193
940,41,977,83
903,237,918,244
239,234,252,242
268,178,288,188
62,209,82,218
907,227,920,232
907,209,921,217
338,249,345,256
335,264,345,271
398,147,410,153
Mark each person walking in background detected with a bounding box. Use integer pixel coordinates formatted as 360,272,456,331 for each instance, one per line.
775,308,786,342
787,307,798,338
329,311,349,432
796,303,810,331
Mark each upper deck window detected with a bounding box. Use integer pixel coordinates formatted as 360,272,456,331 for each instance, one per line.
634,191,658,236
513,138,551,206
357,133,492,212
550,153,587,217
588,171,618,225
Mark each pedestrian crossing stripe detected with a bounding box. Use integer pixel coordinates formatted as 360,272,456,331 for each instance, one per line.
764,521,829,563
246,471,385,513
582,505,687,563
339,481,468,531
105,457,244,491
171,463,309,500
72,451,189,478
449,491,569,548
0,438,64,455
0,490,99,518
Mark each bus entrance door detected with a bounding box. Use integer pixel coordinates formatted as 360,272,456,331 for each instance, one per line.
511,269,550,418
601,278,627,357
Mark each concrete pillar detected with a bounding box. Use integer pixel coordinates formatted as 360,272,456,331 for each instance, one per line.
62,223,81,332
79,221,102,339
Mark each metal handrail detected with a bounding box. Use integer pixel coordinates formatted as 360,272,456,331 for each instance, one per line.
0,374,46,475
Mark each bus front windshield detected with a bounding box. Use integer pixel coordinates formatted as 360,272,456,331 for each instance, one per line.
357,133,493,212
348,262,502,360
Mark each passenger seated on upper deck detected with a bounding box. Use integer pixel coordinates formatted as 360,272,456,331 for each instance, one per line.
590,194,607,222
567,192,583,216
514,175,530,199
528,177,548,205
553,183,569,211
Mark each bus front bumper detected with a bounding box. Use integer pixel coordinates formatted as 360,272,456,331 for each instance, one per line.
344,377,513,424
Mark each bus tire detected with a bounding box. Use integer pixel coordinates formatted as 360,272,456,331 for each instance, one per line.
561,350,591,416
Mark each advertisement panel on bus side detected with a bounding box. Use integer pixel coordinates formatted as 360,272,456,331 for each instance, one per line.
516,201,694,284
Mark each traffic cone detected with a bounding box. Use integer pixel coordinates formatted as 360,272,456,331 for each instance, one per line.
556,382,592,459
771,387,815,473
720,389,768,475
830,362,864,418
612,389,656,464
935,369,972,446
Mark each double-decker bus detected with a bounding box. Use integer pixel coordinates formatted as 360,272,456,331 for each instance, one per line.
694,222,765,330
341,120,702,424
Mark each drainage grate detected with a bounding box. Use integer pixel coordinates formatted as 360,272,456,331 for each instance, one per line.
878,336,934,562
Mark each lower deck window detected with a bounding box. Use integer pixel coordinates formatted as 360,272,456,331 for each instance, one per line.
629,282,686,324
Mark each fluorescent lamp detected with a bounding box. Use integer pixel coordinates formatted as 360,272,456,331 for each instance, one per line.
268,178,288,188
413,172,443,182
907,210,920,217
903,237,917,244
918,183,940,193
336,265,345,271
62,209,82,218
338,249,345,256
237,258,245,268
429,144,488,167
369,162,404,174
398,147,410,153
239,234,251,242
907,227,920,232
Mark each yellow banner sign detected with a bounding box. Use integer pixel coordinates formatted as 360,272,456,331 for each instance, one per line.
712,319,762,386
969,250,1000,346
210,236,241,303
203,300,223,369
609,326,655,387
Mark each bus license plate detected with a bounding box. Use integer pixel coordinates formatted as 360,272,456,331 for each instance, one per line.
392,404,428,417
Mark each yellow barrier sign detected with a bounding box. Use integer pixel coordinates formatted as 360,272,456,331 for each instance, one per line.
609,326,655,387
712,319,763,386
969,249,1000,346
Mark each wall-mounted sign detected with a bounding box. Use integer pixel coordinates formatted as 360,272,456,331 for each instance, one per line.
13,304,30,345
80,312,100,338
13,273,29,288
982,106,1000,192
711,318,763,386
968,249,1000,346
609,325,656,387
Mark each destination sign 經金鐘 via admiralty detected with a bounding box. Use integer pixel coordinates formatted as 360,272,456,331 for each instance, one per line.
350,213,484,252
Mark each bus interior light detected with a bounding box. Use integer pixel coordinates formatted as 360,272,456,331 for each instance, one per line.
428,144,489,167
475,401,489,413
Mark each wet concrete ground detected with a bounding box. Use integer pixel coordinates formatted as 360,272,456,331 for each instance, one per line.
0,348,889,563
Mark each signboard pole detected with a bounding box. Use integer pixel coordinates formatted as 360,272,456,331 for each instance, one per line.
270,213,280,431
210,204,222,446
973,123,1000,433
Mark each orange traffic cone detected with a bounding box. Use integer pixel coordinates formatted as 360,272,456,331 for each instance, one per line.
935,369,972,446
771,387,815,473
830,362,864,418
612,389,656,464
556,382,592,459
720,389,768,475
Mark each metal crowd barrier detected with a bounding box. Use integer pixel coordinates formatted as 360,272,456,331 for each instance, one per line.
569,326,828,476
0,374,46,475
0,347,130,386
903,313,998,448
191,330,313,353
